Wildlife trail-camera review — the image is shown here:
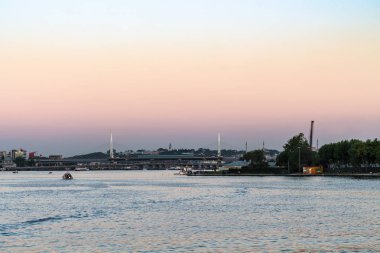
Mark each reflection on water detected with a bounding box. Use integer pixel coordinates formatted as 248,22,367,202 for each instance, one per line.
1,171,379,252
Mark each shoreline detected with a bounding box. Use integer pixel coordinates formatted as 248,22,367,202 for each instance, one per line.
1,169,380,178
188,173,380,178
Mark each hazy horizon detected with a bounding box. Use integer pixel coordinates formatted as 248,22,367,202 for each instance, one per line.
1,0,379,156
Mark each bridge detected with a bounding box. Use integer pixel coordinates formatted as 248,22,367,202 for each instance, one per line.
30,154,222,170
15,132,228,171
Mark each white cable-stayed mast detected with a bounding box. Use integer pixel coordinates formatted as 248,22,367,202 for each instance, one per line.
217,133,221,157
110,131,114,159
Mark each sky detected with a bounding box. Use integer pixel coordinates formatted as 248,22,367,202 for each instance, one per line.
0,0,379,156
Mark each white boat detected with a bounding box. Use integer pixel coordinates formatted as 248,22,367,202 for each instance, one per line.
174,167,192,175
74,167,89,171
168,166,181,170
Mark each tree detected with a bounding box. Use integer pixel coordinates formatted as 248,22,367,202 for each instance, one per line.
376,145,380,164
243,150,267,168
348,141,366,168
318,143,334,166
14,157,26,167
276,133,316,173
26,158,36,167
318,139,380,173
367,139,379,165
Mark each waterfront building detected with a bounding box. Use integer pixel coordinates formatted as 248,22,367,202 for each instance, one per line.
29,152,37,159
218,160,250,172
49,155,63,160
0,151,7,160
1,154,16,169
11,149,27,160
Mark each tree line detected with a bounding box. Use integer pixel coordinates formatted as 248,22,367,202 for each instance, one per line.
318,139,380,173
243,133,380,174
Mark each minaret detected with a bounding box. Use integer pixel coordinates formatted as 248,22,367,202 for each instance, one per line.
110,131,114,159
217,133,221,157
245,141,248,153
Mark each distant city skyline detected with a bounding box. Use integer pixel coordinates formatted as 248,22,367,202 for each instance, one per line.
1,0,379,156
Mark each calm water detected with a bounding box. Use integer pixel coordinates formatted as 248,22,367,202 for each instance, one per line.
1,171,379,252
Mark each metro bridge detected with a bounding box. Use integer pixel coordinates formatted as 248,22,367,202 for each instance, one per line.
31,154,222,170
24,132,226,170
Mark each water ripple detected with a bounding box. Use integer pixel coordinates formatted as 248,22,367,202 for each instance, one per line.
0,171,379,252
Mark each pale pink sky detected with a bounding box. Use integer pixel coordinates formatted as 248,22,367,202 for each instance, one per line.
0,1,379,155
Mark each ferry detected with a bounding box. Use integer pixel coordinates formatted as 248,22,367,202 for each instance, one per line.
74,167,89,171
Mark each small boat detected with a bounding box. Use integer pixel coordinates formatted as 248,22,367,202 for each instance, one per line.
48,171,53,174
74,167,89,171
174,167,192,175
12,170,18,174
62,172,73,180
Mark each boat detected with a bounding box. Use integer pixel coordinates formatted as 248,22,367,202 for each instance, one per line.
62,172,73,180
74,167,89,171
12,170,18,174
174,167,192,175
169,166,182,170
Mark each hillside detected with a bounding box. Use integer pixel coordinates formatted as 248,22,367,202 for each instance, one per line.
66,152,108,159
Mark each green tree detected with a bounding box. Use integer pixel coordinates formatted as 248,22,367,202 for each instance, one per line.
318,143,334,166
14,157,26,167
367,139,379,165
348,140,366,168
318,139,380,173
276,133,316,173
243,150,267,168
376,145,380,164
26,158,36,167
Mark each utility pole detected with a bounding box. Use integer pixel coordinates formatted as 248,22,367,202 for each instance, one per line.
298,147,301,174
217,133,221,172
